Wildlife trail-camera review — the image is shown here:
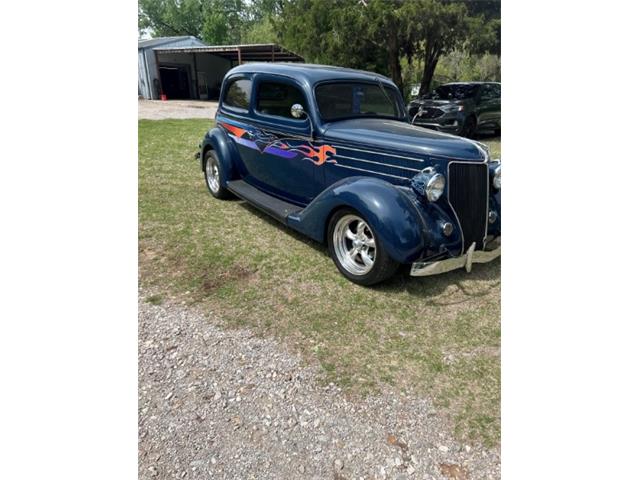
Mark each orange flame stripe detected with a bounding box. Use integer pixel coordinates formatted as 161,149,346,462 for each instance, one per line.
220,122,247,138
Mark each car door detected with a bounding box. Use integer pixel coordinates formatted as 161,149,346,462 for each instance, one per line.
245,75,326,205
476,84,500,129
492,84,501,129
475,85,493,128
217,74,325,205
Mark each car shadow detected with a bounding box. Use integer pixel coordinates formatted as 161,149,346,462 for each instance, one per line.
374,260,500,304
236,200,328,256
474,130,500,142
236,199,500,300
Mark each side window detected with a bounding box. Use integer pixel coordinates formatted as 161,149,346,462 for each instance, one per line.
479,85,493,101
256,81,307,119
223,78,252,110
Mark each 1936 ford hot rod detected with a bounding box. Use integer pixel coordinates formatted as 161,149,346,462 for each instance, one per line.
199,64,501,285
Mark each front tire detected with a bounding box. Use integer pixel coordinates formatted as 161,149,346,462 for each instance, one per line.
204,150,231,199
328,209,399,286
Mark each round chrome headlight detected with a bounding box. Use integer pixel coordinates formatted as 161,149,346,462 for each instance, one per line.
493,164,501,190
425,173,445,202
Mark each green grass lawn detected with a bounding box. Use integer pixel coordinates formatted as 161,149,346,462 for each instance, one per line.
139,119,501,446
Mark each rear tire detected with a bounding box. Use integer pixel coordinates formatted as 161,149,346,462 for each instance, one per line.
327,208,399,286
461,116,477,138
204,150,231,199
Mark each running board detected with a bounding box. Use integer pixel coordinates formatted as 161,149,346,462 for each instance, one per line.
226,180,303,223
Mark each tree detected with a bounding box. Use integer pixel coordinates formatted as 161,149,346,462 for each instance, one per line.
359,0,409,94
243,0,285,44
138,0,207,38
202,0,245,44
464,0,501,55
402,0,470,96
138,0,248,45
276,0,406,89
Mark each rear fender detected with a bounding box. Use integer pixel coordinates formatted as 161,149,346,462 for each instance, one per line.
200,126,240,186
287,177,427,264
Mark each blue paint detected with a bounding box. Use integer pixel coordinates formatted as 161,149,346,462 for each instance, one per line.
199,64,501,265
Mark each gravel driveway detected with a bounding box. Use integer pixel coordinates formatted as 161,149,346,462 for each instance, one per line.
138,294,501,480
139,100,218,120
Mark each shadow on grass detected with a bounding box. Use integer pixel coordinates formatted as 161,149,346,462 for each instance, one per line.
236,198,500,302
376,260,500,305
474,130,500,141
236,200,329,256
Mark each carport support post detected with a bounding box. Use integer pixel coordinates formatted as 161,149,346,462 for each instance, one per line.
193,53,200,100
154,50,162,99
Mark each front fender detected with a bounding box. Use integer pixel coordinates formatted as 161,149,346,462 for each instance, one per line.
488,190,501,236
200,126,240,186
287,177,427,264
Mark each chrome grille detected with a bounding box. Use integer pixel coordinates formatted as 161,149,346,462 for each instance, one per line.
421,107,444,119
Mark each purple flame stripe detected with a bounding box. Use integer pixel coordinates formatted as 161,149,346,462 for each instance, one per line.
264,145,298,158
233,136,259,150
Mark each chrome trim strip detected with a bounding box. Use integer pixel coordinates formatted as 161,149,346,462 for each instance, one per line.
446,160,490,252
333,164,409,181
334,154,421,173
330,144,425,163
412,122,445,127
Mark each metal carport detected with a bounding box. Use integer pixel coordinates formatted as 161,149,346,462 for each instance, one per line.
151,44,305,101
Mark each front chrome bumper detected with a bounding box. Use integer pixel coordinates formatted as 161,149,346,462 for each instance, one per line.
410,240,501,276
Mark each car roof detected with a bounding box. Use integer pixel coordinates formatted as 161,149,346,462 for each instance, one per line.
227,62,397,88
441,81,501,86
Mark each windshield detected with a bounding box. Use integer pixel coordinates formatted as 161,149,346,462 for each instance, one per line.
427,84,479,100
315,82,403,122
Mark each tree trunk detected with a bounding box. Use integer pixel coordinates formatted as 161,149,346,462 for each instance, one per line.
387,35,403,94
419,44,440,97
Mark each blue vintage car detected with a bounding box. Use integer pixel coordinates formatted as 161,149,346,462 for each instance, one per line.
199,63,501,285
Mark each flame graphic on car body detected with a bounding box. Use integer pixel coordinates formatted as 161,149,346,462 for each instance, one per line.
219,122,247,139
219,121,337,166
277,144,337,166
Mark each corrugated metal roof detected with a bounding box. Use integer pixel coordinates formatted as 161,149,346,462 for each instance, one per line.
138,36,204,50
153,43,304,62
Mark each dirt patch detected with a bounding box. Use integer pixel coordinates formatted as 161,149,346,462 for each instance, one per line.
138,99,218,120
440,463,470,479
201,265,256,292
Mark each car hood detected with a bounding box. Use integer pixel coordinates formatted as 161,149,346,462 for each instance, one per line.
414,99,459,106
322,118,486,161
411,98,471,108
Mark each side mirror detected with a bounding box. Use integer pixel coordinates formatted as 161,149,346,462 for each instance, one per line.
290,103,307,119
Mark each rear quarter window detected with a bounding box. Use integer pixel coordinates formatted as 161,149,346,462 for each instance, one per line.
223,78,252,110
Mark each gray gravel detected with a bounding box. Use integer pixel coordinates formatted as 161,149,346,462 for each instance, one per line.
139,293,500,480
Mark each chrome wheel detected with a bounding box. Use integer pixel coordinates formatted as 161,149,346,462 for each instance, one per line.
205,156,220,193
332,214,376,276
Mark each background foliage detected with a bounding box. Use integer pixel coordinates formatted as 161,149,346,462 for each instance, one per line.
139,0,500,98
